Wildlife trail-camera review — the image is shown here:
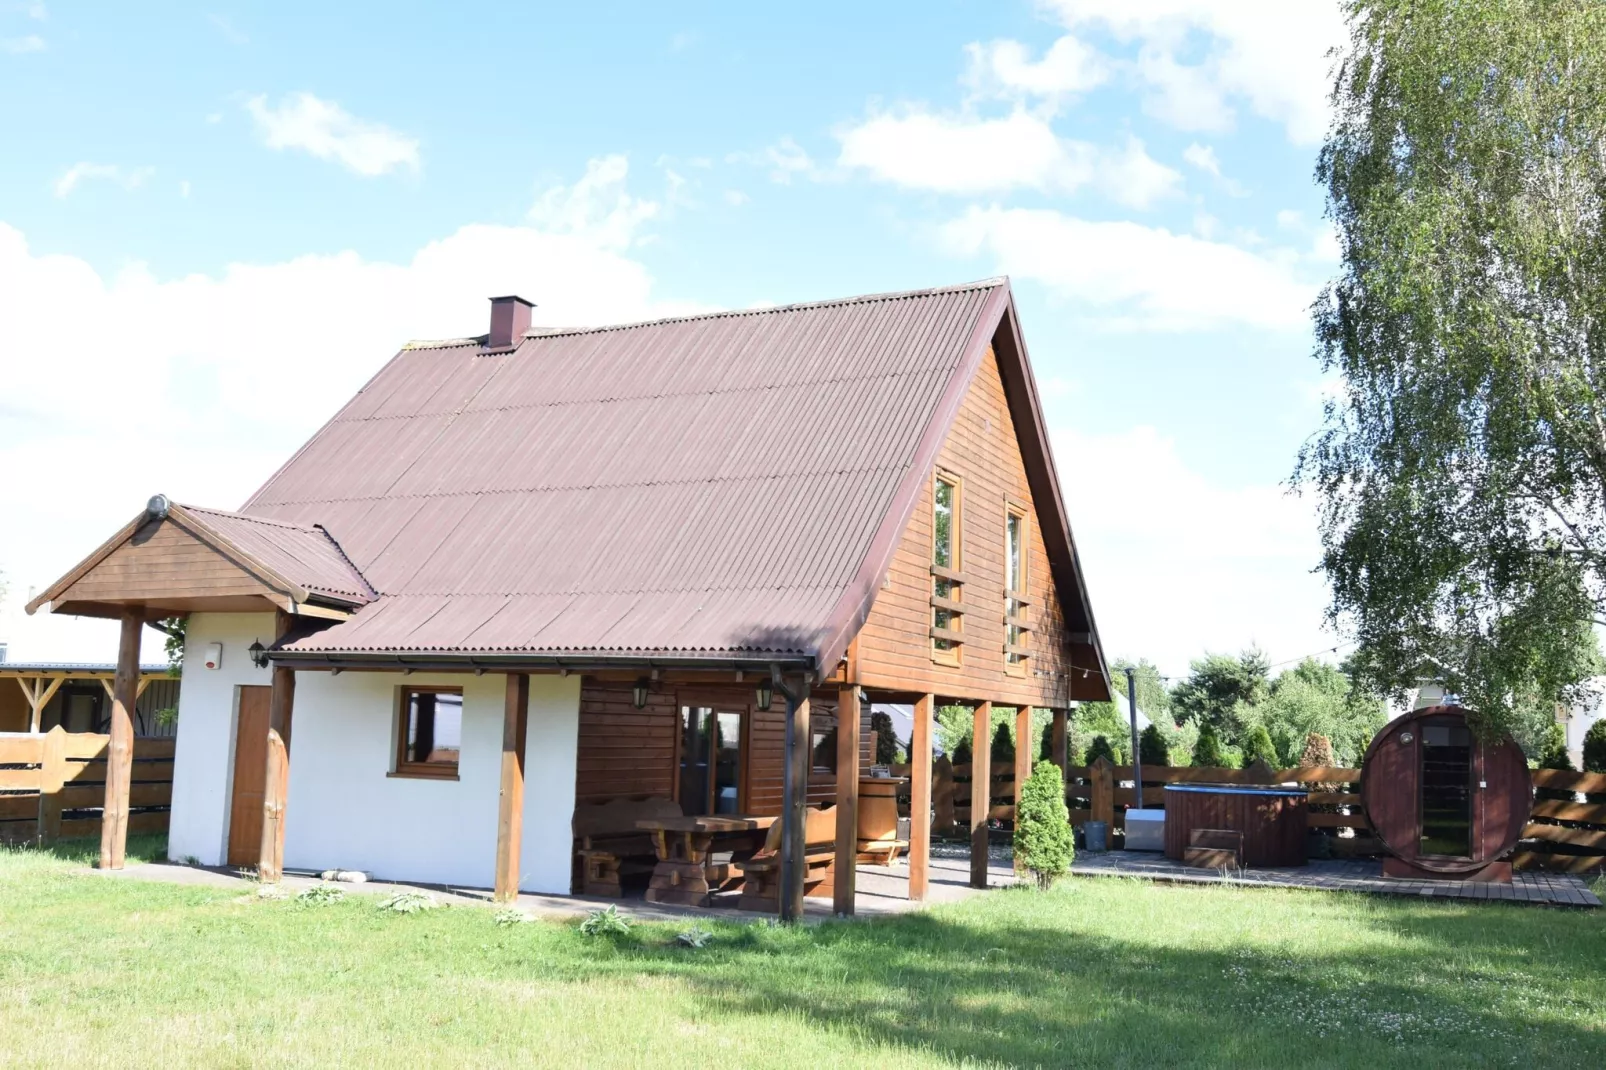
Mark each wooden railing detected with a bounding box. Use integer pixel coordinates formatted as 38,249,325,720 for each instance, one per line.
0,728,175,845
1514,768,1606,873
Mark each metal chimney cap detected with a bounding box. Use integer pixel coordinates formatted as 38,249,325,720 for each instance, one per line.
146,494,171,518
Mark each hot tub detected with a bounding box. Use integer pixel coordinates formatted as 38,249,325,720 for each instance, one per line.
1163,784,1308,867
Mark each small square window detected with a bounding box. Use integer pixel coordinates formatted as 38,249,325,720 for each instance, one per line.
395,687,463,778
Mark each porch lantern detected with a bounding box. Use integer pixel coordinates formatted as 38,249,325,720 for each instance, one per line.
632,677,650,709
247,640,269,669
755,679,773,711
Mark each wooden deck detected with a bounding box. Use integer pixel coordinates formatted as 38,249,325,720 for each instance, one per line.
1071,851,1601,908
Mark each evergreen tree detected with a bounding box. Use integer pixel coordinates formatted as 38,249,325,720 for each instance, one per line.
1584,720,1606,773
1240,724,1278,769
1014,760,1075,889
869,711,898,766
1084,735,1115,766
1138,723,1170,767
1191,723,1226,768
1039,719,1055,762
990,721,1015,765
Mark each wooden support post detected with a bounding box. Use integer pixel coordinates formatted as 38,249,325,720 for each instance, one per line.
908,694,934,901
99,611,142,870
1091,755,1114,831
778,676,811,923
833,687,861,915
1051,708,1068,775
1013,705,1032,876
260,611,296,882
494,672,530,903
970,701,992,889
38,725,66,844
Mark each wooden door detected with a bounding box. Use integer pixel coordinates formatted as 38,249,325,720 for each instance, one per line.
227,685,272,866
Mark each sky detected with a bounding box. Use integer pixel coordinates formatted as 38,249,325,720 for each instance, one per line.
0,1,1351,681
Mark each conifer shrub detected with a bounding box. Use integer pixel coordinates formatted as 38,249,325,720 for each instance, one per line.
1039,720,1055,762
991,721,1015,765
1084,734,1115,765
1241,724,1277,769
870,711,899,765
1584,719,1606,773
1191,723,1226,767
1138,724,1170,767
1014,760,1075,889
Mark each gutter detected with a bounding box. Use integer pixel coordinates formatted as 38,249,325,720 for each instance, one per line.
268,649,819,676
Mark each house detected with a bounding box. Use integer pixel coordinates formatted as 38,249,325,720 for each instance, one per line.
26,278,1111,916
0,662,178,736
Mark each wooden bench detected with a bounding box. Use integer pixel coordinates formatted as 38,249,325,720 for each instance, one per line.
1183,828,1244,870
572,796,682,896
735,805,837,912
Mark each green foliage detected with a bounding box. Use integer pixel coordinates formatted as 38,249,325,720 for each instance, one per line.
936,705,971,760
493,908,534,927
1014,760,1074,889
1240,724,1277,769
1300,732,1337,771
295,884,344,906
157,616,186,677
1083,735,1115,766
869,711,898,766
1039,719,1055,762
1073,702,1130,763
1300,0,1606,738
951,734,972,766
1138,724,1170,767
1537,723,1575,771
1584,719,1606,773
579,904,631,937
1253,659,1387,766
1191,723,1227,768
378,890,440,914
676,926,714,949
1171,650,1270,738
990,721,1015,765
1111,658,1172,722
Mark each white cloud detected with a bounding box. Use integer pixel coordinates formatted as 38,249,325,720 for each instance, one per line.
0,157,699,663
2,33,44,53
205,12,247,45
528,154,659,249
1041,0,1347,144
179,179,191,199
1181,142,1220,177
962,34,1108,107
941,205,1315,330
245,92,419,176
727,137,818,185
53,163,154,198
837,108,1179,209
723,189,749,207
1055,423,1330,677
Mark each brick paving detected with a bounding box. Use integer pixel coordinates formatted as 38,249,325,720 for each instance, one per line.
1070,851,1601,908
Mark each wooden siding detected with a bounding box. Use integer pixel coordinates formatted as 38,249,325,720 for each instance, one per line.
56,518,283,611
855,345,1079,706
574,680,865,817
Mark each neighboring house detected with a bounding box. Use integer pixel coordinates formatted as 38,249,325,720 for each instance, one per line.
0,663,178,737
26,279,1111,911
1562,677,1606,769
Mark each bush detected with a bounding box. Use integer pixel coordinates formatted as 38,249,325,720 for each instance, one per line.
1240,724,1277,769
952,735,972,765
1039,719,1055,762
1584,719,1606,772
1084,734,1116,765
579,904,631,937
378,890,440,914
870,711,899,765
1538,722,1575,771
295,884,344,906
1014,760,1075,889
991,721,1015,765
1300,731,1337,770
1138,724,1170,766
1191,723,1226,767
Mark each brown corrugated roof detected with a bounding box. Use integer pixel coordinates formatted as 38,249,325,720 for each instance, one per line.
228,278,1094,670
180,506,376,606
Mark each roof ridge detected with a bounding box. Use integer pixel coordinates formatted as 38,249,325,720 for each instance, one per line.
310,522,381,600
398,277,1008,350
181,503,327,535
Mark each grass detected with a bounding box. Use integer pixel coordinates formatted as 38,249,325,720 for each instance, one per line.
1,839,1603,1069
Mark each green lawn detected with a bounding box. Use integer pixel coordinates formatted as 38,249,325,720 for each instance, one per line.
1,839,1603,1069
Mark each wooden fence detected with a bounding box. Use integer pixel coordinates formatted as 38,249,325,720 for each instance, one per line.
1514,768,1606,873
0,728,175,845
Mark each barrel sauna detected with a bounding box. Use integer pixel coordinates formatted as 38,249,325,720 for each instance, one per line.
1163,785,1308,866
1361,705,1530,882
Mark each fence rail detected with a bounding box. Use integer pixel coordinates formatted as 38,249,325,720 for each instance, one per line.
0,728,174,845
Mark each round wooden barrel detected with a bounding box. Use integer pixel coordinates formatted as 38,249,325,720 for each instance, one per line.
1361,705,1529,875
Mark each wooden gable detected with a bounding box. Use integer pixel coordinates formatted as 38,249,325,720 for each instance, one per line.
853,345,1103,706
52,517,293,618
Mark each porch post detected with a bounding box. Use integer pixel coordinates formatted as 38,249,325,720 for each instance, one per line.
260,611,296,883
1051,708,1069,775
969,701,992,889
1013,705,1031,876
779,675,811,923
494,672,530,903
98,610,142,870
908,694,934,901
832,687,861,915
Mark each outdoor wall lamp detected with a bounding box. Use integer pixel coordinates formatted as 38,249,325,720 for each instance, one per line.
632,677,650,709
755,679,773,711
247,640,270,669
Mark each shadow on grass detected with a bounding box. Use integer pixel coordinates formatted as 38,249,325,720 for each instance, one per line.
10,833,169,867
569,884,1606,1069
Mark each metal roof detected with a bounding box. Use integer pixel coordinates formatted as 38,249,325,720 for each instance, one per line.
225,278,1099,673
180,506,376,605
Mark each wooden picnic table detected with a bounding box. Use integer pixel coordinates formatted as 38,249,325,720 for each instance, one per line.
636,814,777,907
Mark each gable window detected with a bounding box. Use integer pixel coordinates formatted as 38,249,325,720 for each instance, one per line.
1005,505,1030,673
395,687,463,778
931,472,964,665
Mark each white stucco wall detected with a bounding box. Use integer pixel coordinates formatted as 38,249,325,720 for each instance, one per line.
167,612,277,865
284,670,580,892
166,613,582,891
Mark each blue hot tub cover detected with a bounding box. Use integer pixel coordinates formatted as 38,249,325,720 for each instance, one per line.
1162,784,1307,797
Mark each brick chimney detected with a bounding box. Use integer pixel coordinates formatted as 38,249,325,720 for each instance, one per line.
487,295,535,349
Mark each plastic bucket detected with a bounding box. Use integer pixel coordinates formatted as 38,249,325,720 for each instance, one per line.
1084,820,1108,852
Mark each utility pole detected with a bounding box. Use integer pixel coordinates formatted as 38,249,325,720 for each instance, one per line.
1126,666,1143,813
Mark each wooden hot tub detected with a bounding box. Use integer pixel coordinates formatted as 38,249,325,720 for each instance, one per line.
1163,784,1308,867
